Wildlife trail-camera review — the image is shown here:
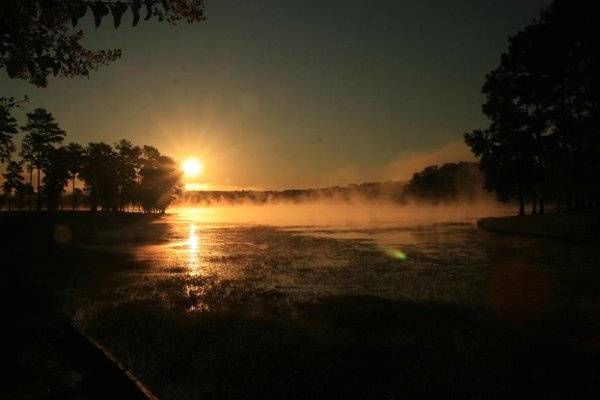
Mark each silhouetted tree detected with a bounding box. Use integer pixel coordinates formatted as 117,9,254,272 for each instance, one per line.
402,162,484,204
2,160,25,210
20,108,66,211
115,139,142,211
0,98,20,162
79,142,118,211
465,129,526,214
465,0,600,214
72,187,84,210
65,142,84,210
1,0,206,87
139,145,182,213
41,146,71,211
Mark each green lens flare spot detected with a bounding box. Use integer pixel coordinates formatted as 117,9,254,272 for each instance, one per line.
385,248,408,261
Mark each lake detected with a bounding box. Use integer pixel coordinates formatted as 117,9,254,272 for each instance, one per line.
55,206,599,399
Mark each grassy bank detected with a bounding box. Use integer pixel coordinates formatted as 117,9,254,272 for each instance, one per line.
478,212,600,243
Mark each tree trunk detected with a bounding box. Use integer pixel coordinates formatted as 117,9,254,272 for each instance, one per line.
531,191,538,215
518,184,525,216
539,198,545,215
72,176,76,210
36,166,41,211
8,191,12,211
29,165,33,211
90,191,97,212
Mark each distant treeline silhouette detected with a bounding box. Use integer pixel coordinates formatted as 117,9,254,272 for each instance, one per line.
179,162,485,206
402,162,485,203
0,106,182,213
465,0,600,215
1,101,485,211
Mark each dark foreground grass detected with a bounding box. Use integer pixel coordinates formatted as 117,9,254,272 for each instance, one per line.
478,212,600,243
84,295,600,400
3,211,600,399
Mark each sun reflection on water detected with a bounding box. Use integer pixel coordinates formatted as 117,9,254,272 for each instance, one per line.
188,224,200,275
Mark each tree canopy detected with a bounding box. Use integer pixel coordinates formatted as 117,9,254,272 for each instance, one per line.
1,160,25,210
0,98,23,162
1,106,182,213
1,0,206,86
401,162,484,204
465,0,600,214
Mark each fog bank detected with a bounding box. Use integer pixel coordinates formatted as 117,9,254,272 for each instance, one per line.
171,199,512,228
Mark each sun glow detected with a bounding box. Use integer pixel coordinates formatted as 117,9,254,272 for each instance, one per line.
182,158,203,178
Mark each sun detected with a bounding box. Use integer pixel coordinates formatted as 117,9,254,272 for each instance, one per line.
182,158,203,178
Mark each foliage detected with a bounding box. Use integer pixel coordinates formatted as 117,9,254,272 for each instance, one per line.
79,142,119,211
19,108,66,210
139,145,182,213
64,142,85,209
0,97,27,162
465,0,600,214
2,160,25,210
76,141,181,213
402,162,484,203
115,139,142,209
41,146,71,211
20,108,66,168
0,0,206,86
1,104,181,212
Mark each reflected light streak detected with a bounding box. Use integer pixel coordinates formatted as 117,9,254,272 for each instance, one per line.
172,207,221,224
188,224,200,274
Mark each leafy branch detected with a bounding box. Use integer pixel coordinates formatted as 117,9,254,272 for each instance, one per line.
0,1,206,86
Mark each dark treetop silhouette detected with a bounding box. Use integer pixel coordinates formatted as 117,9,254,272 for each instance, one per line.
465,0,600,215
1,107,182,213
0,0,205,87
0,97,21,162
1,159,25,211
20,107,66,210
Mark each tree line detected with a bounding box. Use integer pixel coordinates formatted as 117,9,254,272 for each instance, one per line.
179,162,484,206
465,0,600,215
0,104,182,213
401,162,485,203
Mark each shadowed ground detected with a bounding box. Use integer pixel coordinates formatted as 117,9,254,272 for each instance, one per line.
478,213,600,243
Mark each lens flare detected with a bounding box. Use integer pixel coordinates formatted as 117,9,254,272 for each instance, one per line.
384,247,408,261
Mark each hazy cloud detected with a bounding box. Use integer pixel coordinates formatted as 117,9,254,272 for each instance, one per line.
379,140,476,181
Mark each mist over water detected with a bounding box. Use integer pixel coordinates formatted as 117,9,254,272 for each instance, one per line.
170,198,512,228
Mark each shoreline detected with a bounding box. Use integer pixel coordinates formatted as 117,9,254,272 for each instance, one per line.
477,213,600,243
